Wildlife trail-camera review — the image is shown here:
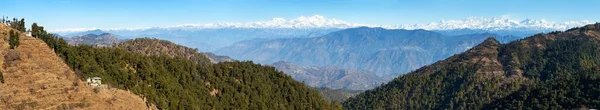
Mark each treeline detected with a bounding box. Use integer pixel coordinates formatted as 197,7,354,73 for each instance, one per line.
1,16,26,32
20,19,341,109
343,23,600,109
484,31,600,109
115,38,211,66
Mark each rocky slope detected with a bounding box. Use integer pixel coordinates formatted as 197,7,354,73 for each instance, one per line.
343,23,600,109
0,24,155,109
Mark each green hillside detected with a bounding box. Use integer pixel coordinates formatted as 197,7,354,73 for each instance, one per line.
344,23,600,109
22,19,341,110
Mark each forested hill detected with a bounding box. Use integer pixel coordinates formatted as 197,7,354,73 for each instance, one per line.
65,33,121,46
25,20,341,109
115,38,212,65
115,37,234,64
216,27,521,77
344,23,600,109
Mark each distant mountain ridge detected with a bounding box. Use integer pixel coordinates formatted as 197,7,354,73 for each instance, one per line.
115,38,378,90
271,61,389,90
344,23,600,109
50,15,362,33
57,28,339,52
65,33,121,46
65,36,234,63
216,27,522,76
394,17,591,31
50,16,590,52
115,38,234,63
30,21,342,109
50,15,589,33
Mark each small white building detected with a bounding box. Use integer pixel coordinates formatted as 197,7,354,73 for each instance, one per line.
86,77,102,87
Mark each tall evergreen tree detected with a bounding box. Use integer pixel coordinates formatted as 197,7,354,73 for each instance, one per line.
0,71,4,83
9,30,20,49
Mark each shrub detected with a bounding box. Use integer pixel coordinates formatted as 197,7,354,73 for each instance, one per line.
3,50,21,68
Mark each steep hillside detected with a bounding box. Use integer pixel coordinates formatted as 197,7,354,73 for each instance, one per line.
217,27,521,76
66,33,121,46
31,22,340,109
0,24,155,109
344,23,600,109
272,61,387,90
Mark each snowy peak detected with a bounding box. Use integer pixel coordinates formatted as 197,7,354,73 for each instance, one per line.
166,15,365,29
49,15,364,33
49,15,593,33
395,17,592,31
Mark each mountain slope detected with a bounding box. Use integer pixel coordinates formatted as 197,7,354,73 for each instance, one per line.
396,17,590,31
217,27,521,76
343,23,600,109
30,22,340,109
52,16,590,52
57,27,339,52
0,24,155,109
272,61,387,90
115,38,379,91
115,38,213,65
65,37,234,63
66,33,121,46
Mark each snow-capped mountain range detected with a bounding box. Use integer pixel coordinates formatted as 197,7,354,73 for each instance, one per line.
49,15,593,34
390,17,592,31
50,15,365,34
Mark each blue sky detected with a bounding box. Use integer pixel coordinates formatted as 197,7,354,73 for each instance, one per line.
1,0,598,30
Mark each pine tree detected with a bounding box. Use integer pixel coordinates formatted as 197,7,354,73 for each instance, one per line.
9,30,19,49
0,71,4,83
19,18,25,32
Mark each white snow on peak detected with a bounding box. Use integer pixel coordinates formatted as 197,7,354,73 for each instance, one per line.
390,17,592,31
164,15,366,29
48,15,594,33
49,15,366,33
